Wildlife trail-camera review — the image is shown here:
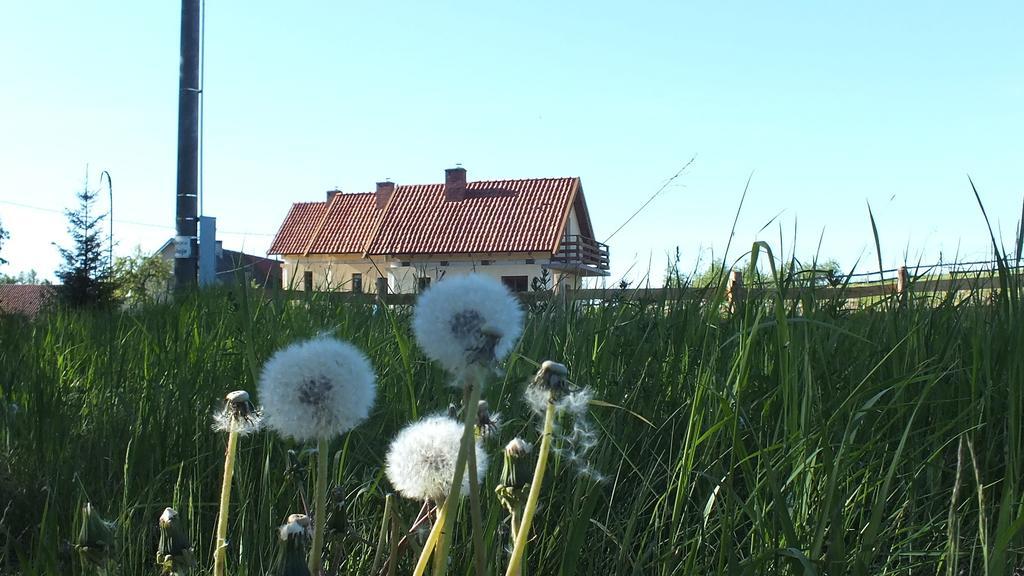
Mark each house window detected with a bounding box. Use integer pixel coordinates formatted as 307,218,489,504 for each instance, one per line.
401,261,410,267
417,276,431,292
440,260,449,266
303,270,313,292
480,260,492,266
501,275,529,293
351,273,363,293
525,258,535,264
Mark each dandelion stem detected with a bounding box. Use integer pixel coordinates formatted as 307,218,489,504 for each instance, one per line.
388,505,399,576
213,427,240,576
309,437,330,575
466,409,486,575
433,377,482,574
371,494,394,576
412,501,447,576
505,399,556,576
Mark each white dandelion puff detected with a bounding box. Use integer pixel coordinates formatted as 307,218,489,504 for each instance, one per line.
258,337,377,442
212,390,264,436
385,415,489,503
412,274,524,375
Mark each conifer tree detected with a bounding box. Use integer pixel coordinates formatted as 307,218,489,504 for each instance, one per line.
56,178,114,307
0,218,9,266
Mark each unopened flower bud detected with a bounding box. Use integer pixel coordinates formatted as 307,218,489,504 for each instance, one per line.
475,400,500,439
496,437,534,513
75,503,116,567
156,507,196,574
325,486,348,536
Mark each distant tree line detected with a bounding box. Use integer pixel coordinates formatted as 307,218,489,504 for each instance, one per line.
664,247,843,290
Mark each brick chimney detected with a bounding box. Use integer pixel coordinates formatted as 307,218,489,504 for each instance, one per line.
444,167,467,202
375,181,395,209
326,188,341,200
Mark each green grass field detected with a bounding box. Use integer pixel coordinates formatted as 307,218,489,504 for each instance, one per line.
2,258,1023,575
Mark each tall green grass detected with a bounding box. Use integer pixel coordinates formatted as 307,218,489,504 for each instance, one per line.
1,255,1022,575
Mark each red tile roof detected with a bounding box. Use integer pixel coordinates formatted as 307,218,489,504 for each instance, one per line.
0,284,55,318
268,202,328,255
367,178,581,256
308,193,386,254
268,176,597,257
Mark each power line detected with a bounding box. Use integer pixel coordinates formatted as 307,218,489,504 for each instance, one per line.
0,199,275,237
602,156,695,243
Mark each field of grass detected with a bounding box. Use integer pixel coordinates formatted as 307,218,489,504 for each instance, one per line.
1,255,1023,575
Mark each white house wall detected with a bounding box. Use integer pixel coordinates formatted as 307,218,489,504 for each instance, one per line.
388,256,580,294
280,256,386,292
565,205,581,238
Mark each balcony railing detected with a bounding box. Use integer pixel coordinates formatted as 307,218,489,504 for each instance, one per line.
549,235,610,276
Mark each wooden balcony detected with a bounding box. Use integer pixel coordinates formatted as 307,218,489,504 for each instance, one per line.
548,235,610,276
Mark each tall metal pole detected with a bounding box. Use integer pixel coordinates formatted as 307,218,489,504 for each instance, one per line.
174,0,200,290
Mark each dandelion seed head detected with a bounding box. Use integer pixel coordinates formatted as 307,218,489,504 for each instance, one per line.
212,389,264,436
412,274,524,375
385,415,488,503
523,361,605,485
258,337,377,442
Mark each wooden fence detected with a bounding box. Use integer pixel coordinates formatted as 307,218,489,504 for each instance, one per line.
281,265,1015,307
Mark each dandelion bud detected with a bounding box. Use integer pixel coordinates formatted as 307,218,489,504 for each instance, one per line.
212,389,264,436
500,438,533,490
475,400,500,439
75,502,115,567
278,514,312,576
284,449,307,481
325,486,348,536
156,507,196,574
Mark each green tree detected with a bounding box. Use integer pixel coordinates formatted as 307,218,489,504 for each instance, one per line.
1,270,46,285
0,218,8,266
111,247,172,306
56,178,115,307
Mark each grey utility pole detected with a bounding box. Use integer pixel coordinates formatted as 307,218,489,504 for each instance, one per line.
173,0,200,290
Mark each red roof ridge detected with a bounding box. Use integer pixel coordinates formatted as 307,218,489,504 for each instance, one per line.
324,190,373,196
342,176,579,192
302,193,340,256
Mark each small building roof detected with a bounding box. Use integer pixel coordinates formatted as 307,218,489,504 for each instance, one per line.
269,175,598,258
0,284,55,318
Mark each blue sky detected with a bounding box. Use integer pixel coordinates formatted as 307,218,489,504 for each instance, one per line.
1,1,1021,284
